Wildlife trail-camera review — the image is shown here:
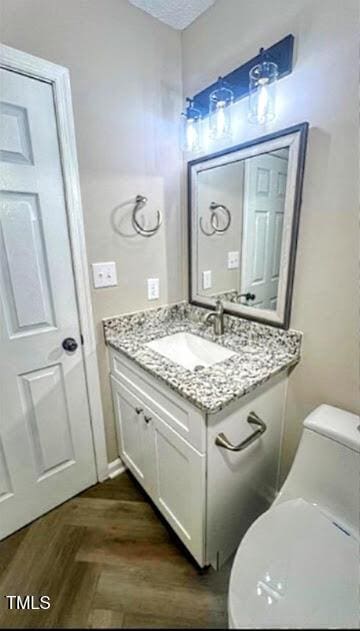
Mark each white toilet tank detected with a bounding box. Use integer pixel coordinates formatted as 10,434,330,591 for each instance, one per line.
275,404,360,536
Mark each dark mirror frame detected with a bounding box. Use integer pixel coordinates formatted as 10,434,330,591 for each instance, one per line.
188,122,309,329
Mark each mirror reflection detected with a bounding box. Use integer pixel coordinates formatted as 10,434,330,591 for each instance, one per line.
196,147,289,311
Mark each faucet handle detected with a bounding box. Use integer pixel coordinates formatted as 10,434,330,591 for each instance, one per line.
204,306,217,326
215,299,223,313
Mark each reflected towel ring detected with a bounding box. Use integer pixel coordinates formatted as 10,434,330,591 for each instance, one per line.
199,202,232,236
132,195,162,237
199,213,217,236
210,202,231,232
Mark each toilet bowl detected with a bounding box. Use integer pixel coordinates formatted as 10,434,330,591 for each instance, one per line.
228,404,360,629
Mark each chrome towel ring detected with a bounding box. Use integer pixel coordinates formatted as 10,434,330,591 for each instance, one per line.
199,202,232,236
132,195,162,237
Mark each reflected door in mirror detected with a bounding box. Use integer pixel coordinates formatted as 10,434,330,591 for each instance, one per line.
241,150,288,310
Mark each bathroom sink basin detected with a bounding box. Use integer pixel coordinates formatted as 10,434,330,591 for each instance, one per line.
145,332,235,371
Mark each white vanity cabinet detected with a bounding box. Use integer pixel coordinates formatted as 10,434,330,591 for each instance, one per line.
110,348,287,568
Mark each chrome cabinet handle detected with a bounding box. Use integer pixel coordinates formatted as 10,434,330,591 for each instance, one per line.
215,411,266,451
144,415,152,424
135,407,143,415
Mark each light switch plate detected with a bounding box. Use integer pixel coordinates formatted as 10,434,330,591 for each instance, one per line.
147,278,160,300
202,270,212,290
92,262,117,288
228,251,239,269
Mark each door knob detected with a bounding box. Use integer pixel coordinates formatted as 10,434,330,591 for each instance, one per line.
135,407,143,415
62,337,78,352
144,415,152,424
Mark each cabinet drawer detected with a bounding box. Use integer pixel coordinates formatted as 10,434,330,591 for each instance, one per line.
110,349,206,452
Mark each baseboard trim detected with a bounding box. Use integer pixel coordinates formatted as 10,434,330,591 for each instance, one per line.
108,457,126,479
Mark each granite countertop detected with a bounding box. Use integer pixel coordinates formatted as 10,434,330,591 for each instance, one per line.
103,302,302,414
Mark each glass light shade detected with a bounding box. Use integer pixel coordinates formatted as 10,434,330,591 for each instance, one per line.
181,99,202,152
249,60,278,125
209,80,234,141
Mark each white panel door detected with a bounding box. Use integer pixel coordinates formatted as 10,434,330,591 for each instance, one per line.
241,154,288,309
0,69,96,540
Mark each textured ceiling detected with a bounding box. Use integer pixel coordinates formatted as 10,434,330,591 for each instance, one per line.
128,0,216,30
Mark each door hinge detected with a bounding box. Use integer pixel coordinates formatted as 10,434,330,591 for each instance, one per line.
80,333,84,345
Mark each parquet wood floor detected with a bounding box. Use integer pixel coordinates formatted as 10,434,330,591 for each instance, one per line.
0,471,231,628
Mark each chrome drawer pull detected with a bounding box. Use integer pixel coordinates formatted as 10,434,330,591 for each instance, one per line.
215,411,266,451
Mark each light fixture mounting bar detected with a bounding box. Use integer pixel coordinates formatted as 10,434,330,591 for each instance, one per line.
192,34,294,116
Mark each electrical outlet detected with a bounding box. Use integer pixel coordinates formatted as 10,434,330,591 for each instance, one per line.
228,251,239,269
92,262,117,288
202,270,212,290
147,278,160,300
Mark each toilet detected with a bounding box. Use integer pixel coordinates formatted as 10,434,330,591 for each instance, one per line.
228,404,360,629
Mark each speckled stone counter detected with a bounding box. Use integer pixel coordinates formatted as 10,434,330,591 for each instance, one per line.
103,303,302,414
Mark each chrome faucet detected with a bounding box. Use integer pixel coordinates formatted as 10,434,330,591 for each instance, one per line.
204,299,225,335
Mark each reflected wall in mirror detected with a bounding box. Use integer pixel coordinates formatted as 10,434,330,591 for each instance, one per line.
197,147,289,310
189,123,308,328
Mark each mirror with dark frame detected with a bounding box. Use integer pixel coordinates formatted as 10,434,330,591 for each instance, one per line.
188,123,308,328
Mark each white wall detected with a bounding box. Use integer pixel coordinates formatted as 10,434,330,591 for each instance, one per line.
1,0,358,475
182,0,359,477
0,0,183,461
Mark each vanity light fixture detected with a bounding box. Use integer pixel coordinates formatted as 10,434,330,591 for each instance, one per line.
209,77,234,141
181,97,202,153
181,36,293,152
249,48,279,125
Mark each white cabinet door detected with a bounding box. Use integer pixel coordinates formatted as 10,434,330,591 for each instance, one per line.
151,410,206,566
111,377,154,496
110,373,206,566
0,68,96,540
